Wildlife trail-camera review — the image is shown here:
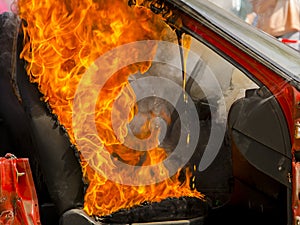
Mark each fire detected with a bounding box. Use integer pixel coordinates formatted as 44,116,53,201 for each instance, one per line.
17,0,204,217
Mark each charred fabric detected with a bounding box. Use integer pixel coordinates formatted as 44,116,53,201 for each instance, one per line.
0,3,217,224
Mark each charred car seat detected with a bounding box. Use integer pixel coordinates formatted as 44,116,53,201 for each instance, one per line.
0,12,85,224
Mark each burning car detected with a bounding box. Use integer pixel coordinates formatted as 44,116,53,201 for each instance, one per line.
0,0,299,224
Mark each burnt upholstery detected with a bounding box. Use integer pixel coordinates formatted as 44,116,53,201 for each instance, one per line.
0,12,84,220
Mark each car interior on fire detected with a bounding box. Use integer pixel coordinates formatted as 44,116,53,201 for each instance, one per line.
0,0,300,225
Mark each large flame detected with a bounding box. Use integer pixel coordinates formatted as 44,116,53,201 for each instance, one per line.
17,0,204,217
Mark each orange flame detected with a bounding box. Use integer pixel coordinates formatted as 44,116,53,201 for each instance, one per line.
17,0,204,217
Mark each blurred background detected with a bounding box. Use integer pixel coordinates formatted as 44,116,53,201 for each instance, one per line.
0,0,14,13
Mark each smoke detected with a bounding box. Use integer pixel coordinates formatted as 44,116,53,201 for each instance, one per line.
0,12,19,77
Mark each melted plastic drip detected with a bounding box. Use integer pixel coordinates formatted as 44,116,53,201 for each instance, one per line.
176,30,196,189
